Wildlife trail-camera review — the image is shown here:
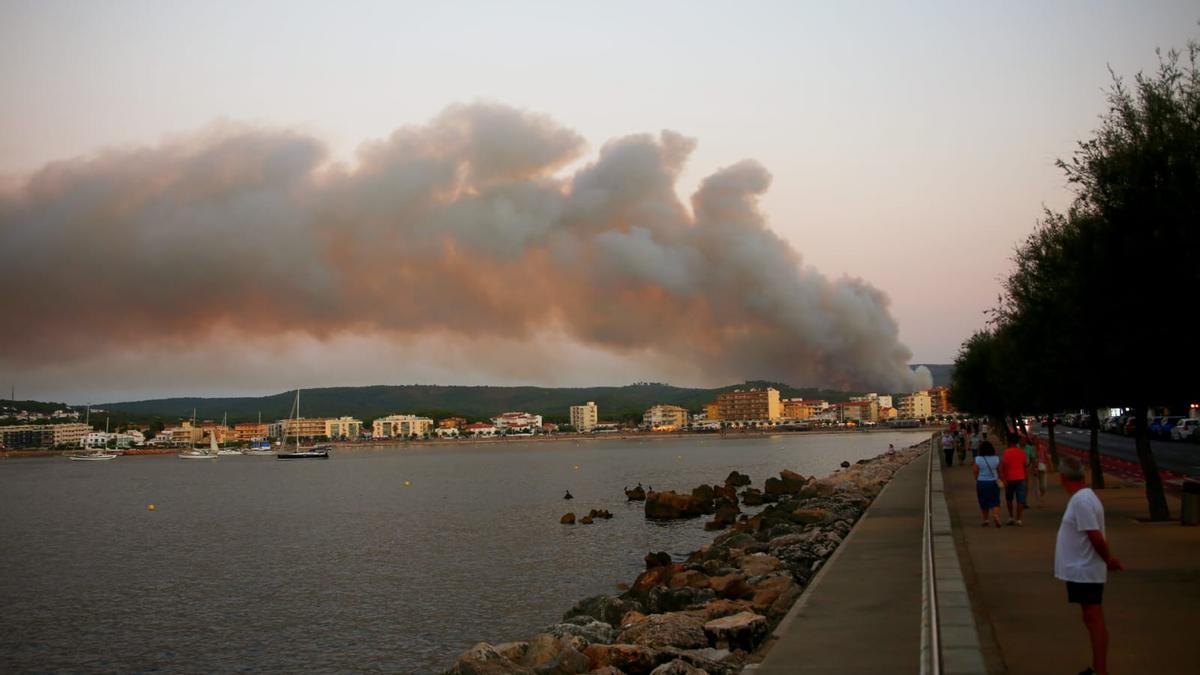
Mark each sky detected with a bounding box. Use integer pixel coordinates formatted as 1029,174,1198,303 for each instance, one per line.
1,1,1197,403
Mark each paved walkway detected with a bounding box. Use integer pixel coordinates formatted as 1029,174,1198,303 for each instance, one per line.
943,457,1200,674
753,452,928,674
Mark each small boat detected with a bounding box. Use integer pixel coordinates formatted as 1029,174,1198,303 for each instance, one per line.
180,412,218,459
215,413,243,455
69,451,117,461
276,389,330,460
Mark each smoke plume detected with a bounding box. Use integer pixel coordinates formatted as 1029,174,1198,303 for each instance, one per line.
0,103,931,395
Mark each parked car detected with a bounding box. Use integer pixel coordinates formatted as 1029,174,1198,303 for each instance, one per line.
1171,418,1200,441
1159,416,1185,440
1123,416,1139,435
1148,416,1166,437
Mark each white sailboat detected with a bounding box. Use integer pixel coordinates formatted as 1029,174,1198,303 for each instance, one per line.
69,415,117,461
276,389,329,460
179,409,218,459
216,412,243,455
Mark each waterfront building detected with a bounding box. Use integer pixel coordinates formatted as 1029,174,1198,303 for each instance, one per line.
463,422,497,437
167,421,202,446
704,402,721,421
434,427,460,438
717,388,781,421
438,417,467,430
373,414,433,439
781,398,827,420
491,412,542,434
898,391,933,419
876,395,893,409
643,404,689,431
267,422,284,440
282,417,330,440
0,422,91,449
847,395,881,423
325,416,362,439
569,402,598,432
233,422,269,442
929,386,954,415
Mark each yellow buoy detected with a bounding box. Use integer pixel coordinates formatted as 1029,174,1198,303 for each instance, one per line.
573,464,580,470
147,504,156,511
403,480,412,487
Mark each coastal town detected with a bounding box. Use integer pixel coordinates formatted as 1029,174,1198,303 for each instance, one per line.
0,386,955,451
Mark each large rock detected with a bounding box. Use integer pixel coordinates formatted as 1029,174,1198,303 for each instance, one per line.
699,598,755,620
764,470,806,496
542,619,617,645
644,551,673,569
494,642,529,664
656,647,739,675
521,634,571,669
738,553,782,577
631,564,682,595
560,512,576,525
563,595,642,626
644,586,715,613
582,644,659,675
740,488,764,506
708,574,751,599
616,612,707,650
792,507,831,525
749,574,801,617
444,642,537,675
703,611,769,651
531,644,590,675
724,470,751,487
626,485,647,501
649,660,706,675
645,491,709,519
667,570,710,589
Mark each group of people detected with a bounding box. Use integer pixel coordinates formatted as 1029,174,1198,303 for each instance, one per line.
941,420,1122,675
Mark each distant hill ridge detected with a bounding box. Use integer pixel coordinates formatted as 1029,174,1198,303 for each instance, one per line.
98,372,952,424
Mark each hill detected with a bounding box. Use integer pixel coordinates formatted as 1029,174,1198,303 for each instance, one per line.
913,364,954,388
99,381,867,424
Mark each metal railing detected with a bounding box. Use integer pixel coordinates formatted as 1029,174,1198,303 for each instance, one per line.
920,432,942,674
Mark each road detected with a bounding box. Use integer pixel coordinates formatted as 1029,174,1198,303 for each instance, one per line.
1034,426,1200,478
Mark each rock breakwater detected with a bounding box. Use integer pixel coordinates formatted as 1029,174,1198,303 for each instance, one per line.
443,445,923,674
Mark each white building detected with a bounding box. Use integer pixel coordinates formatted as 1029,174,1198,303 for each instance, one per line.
463,422,497,437
569,402,598,432
491,412,542,434
643,404,689,430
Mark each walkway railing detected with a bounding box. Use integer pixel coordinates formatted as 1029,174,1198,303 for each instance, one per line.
920,432,941,674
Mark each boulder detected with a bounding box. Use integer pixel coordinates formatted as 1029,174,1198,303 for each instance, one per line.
656,647,739,675
738,553,782,577
644,586,715,613
493,642,529,664
713,483,738,503
649,660,706,675
560,512,576,525
840,460,851,468
616,612,707,650
644,551,673,569
749,574,801,616
625,485,647,501
543,620,617,645
583,644,659,675
531,645,590,675
779,470,807,491
702,611,769,651
445,642,538,675
708,574,751,600
645,491,709,519
699,598,755,620
667,570,710,590
521,634,570,669
740,488,764,506
563,595,642,627
620,610,648,627
631,563,682,595
724,470,751,487
792,507,830,525
580,515,594,525
589,509,614,519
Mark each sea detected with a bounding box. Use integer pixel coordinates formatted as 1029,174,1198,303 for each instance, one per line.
0,430,928,673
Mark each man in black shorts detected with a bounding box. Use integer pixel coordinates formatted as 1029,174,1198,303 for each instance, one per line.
1054,456,1123,675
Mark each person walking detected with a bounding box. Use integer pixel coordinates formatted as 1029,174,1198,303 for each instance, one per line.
999,432,1028,525
1022,434,1042,506
969,431,982,460
955,431,968,466
941,431,955,467
972,440,1002,527
1055,456,1122,675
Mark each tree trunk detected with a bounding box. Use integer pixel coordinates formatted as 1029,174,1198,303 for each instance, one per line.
1088,408,1105,490
1133,407,1170,521
1046,419,1059,470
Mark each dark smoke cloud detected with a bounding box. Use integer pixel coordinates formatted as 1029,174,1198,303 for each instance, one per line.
0,103,930,393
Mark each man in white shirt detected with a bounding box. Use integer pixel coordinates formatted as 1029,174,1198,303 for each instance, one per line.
1054,456,1123,675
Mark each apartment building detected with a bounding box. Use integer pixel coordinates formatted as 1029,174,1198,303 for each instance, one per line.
373,414,433,438
282,417,330,440
716,388,781,421
570,402,598,432
898,391,933,419
0,422,91,449
491,412,542,433
781,398,827,420
233,422,269,442
325,416,362,439
643,404,688,430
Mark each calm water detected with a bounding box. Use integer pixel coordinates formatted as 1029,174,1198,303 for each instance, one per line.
1,431,926,673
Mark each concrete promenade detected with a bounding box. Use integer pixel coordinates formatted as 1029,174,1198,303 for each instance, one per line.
752,451,928,674
942,456,1200,674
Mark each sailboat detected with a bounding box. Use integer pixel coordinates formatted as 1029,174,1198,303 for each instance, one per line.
69,416,117,461
179,409,218,459
244,411,275,455
216,412,243,455
276,389,330,460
